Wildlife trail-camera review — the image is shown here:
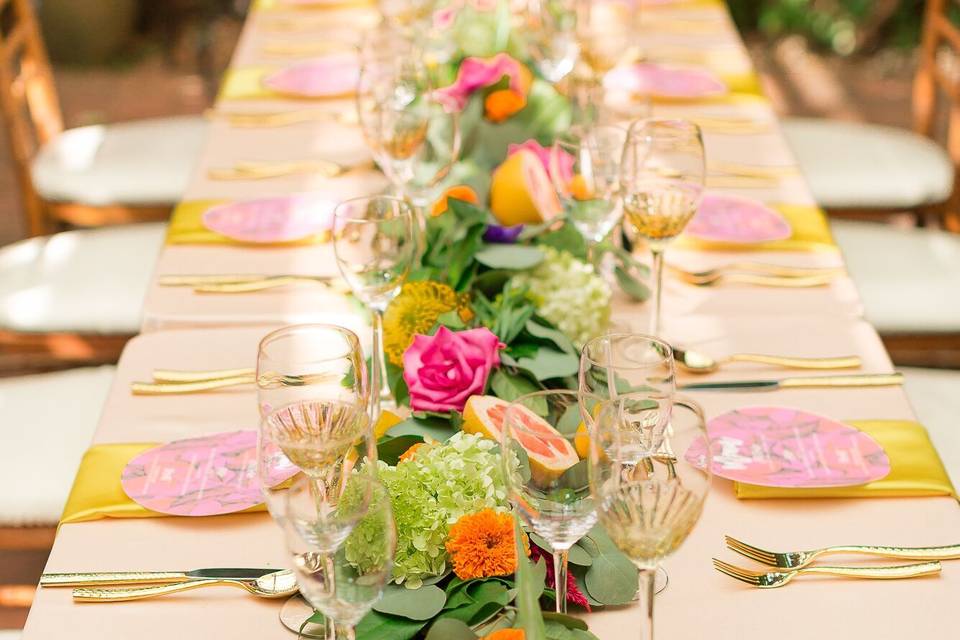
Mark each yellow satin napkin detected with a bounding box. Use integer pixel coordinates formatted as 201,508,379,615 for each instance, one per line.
165,200,331,246
675,203,837,252
736,420,957,499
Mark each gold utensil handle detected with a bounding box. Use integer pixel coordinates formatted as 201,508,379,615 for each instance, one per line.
825,544,960,560
722,273,837,287
194,277,319,294
130,375,256,395
42,571,188,587
780,373,904,388
74,580,237,602
710,161,799,178
152,368,255,383
725,262,843,278
800,561,941,580
158,274,269,287
728,354,862,370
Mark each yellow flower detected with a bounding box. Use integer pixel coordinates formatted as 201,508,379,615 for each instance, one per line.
445,509,527,580
382,281,473,366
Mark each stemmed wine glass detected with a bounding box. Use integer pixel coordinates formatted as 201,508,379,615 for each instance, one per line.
588,392,711,640
573,0,639,117
527,0,580,83
333,196,416,424
501,390,599,614
620,119,705,337
550,124,628,267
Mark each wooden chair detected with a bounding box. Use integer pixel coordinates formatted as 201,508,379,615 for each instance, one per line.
0,0,207,237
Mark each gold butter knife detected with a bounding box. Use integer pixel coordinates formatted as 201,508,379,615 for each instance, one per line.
680,372,904,391
131,375,256,395
152,368,254,383
42,568,281,587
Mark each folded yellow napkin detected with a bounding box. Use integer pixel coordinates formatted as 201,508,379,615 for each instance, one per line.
165,200,331,246
675,203,837,252
736,420,957,499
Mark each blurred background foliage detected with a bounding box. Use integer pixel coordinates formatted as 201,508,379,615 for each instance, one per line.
727,0,932,55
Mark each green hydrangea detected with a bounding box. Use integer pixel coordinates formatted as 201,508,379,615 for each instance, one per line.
511,246,612,346
345,432,509,588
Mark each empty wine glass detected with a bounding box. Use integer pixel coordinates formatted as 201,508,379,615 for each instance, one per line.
589,393,711,640
285,472,396,640
502,390,599,613
575,0,639,78
620,119,705,336
527,0,579,83
551,125,628,266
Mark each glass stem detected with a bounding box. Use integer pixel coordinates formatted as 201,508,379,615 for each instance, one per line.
370,308,386,424
334,623,356,640
638,568,656,640
553,549,570,614
649,246,664,337
325,617,337,640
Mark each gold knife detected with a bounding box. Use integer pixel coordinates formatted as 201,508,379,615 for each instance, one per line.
680,372,904,391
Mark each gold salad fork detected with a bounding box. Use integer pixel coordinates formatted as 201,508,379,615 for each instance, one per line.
712,558,941,589
725,535,960,570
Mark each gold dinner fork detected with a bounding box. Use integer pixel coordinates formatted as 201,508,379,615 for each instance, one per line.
712,558,941,589
674,271,838,288
725,535,960,570
207,160,353,181
669,262,842,279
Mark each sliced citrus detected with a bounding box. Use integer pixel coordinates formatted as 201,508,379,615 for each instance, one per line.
489,150,561,226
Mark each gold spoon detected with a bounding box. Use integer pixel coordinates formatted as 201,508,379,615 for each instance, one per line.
674,348,862,374
73,570,298,602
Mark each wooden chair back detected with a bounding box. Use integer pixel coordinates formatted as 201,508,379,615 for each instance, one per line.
0,0,63,237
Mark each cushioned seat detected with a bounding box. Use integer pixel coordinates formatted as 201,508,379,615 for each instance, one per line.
0,366,114,526
831,220,960,333
0,223,166,334
782,118,954,209
31,115,207,206
902,367,960,485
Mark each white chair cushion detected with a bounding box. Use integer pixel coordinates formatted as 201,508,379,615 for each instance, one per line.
781,118,954,209
31,115,208,206
901,367,960,486
831,220,960,333
0,223,166,334
0,366,115,526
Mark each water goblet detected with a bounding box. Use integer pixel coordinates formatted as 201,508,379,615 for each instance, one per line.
527,0,580,83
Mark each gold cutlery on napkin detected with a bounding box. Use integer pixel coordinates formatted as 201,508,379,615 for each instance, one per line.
73,571,298,602
679,372,904,391
712,558,941,588
207,159,371,181
131,370,338,395
42,568,284,587
158,274,345,294
674,271,838,288
131,375,256,395
206,108,358,128
724,536,960,570
673,347,861,374
669,263,842,279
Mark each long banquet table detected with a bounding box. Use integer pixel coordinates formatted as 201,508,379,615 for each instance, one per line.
24,2,960,639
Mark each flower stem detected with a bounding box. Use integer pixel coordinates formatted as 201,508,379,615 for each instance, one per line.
553,549,570,614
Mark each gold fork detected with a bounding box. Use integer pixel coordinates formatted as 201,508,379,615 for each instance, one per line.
674,271,837,288
669,263,842,279
712,558,941,589
725,535,960,570
207,160,351,181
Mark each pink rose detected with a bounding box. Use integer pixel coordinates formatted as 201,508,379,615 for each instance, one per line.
433,54,532,112
508,139,574,186
402,326,504,412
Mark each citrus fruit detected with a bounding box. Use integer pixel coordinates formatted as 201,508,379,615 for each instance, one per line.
431,185,479,217
574,422,590,459
463,395,578,486
374,410,404,439
489,150,561,226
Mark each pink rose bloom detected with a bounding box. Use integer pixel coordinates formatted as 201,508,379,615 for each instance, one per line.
402,326,504,412
433,53,531,112
508,139,574,186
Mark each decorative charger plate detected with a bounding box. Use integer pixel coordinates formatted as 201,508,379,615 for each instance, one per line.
202,194,336,243
262,55,359,98
686,193,792,243
605,63,727,100
685,406,891,488
121,430,298,516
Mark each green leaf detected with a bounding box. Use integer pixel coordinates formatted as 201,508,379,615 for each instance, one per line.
354,610,428,640
425,619,478,640
377,435,425,466
390,416,458,442
490,369,547,415
581,526,639,605
535,223,588,262
472,269,513,297
475,244,545,270
513,515,547,640
515,347,580,381
374,584,447,621
435,309,468,330
555,459,589,491
524,319,576,355
386,361,410,407
614,265,651,302
555,402,583,436
527,532,592,567
542,612,589,631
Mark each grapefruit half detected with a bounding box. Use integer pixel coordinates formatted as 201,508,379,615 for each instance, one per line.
489,150,562,226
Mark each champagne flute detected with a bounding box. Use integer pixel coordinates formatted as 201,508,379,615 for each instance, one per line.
589,393,711,640
284,472,395,640
527,0,580,83
333,196,416,423
551,125,628,266
620,119,705,336
502,390,598,614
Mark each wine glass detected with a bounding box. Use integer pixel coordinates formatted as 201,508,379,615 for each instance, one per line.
620,119,705,336
588,393,711,640
551,125,628,266
527,0,580,83
502,390,599,614
333,196,416,423
284,472,396,640
379,0,437,33
575,0,639,79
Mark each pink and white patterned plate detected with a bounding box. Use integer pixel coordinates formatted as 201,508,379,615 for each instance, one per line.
685,406,890,488
263,55,359,98
121,431,298,517
605,63,727,100
202,194,335,243
686,193,792,243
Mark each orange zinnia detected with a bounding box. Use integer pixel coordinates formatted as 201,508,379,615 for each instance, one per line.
484,89,527,123
445,509,526,580
484,630,525,640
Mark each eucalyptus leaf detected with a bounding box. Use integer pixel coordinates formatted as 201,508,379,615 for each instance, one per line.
535,223,588,261
614,265,651,302
581,526,639,605
516,347,580,381
354,611,428,640
489,369,547,417
377,435,425,466
542,613,589,631
425,619,478,640
390,416,458,442
475,244,545,270
555,459,589,491
527,532,592,567
374,584,447,621
386,361,410,407
556,402,583,435
524,319,576,355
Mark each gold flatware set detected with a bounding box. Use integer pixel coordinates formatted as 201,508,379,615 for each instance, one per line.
673,347,861,374
207,159,370,181
206,107,359,128
130,368,335,395
158,274,346,294
668,262,843,288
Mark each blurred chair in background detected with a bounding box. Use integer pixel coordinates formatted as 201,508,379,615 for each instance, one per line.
782,0,960,368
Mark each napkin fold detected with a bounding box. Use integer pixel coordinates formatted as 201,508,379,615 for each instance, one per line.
675,203,836,252
165,200,331,246
735,420,957,499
